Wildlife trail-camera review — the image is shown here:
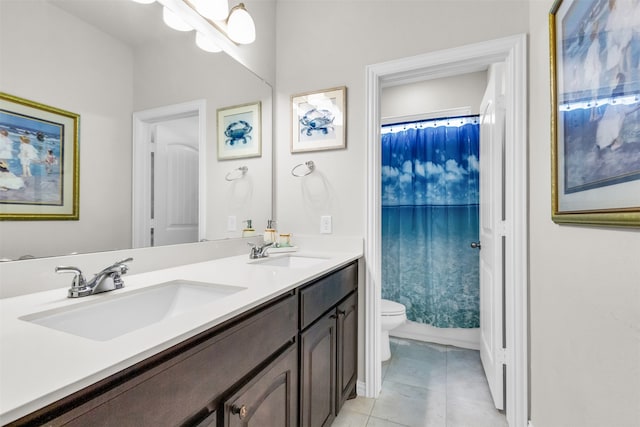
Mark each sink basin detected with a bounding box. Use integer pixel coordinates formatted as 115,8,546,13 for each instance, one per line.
251,255,328,268
21,280,246,341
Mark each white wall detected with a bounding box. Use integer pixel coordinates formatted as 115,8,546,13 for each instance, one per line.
0,0,133,259
528,1,640,425
381,71,487,119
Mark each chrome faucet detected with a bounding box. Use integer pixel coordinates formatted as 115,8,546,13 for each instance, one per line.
248,242,273,259
56,257,133,298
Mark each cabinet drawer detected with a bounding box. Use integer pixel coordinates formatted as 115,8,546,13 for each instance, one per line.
299,261,357,330
23,293,298,427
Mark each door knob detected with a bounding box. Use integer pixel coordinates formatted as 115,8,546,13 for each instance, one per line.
231,404,248,420
470,241,481,249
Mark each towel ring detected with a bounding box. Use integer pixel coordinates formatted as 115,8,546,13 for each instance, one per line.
291,161,315,177
225,166,248,181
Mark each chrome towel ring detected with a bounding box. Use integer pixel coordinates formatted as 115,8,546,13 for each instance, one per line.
225,166,248,181
291,161,315,177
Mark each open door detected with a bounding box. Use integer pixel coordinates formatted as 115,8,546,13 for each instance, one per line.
153,116,199,246
478,63,506,411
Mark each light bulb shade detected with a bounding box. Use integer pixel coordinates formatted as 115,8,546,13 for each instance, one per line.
162,7,193,32
196,32,222,53
192,0,229,21
227,3,255,44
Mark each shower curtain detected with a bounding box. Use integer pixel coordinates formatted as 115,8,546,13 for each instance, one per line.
381,116,480,329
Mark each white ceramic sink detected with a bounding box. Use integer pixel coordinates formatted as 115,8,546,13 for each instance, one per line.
21,280,246,341
251,255,328,268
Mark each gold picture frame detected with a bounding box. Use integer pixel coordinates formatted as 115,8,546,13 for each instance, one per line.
291,86,346,153
550,0,640,227
0,92,80,220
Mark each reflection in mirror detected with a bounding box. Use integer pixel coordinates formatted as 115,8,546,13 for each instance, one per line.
0,0,273,260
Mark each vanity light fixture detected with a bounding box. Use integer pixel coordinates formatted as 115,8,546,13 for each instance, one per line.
162,6,194,31
132,0,256,54
226,3,255,45
196,31,223,52
191,0,229,21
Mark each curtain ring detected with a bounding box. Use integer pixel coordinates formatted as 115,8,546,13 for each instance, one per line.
291,161,315,177
225,166,248,181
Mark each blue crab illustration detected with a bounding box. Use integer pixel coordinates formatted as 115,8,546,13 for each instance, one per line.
300,109,334,136
225,120,252,146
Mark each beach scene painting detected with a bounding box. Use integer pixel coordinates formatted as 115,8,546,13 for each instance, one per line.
0,93,79,220
551,0,640,225
0,111,63,205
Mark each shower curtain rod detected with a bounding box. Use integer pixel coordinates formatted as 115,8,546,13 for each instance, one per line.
381,114,479,132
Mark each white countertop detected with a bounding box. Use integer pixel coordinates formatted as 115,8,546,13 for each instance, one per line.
0,249,361,424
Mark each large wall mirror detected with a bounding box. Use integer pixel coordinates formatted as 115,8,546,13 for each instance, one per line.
0,0,273,260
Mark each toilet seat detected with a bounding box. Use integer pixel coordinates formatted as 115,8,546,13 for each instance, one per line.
381,299,406,316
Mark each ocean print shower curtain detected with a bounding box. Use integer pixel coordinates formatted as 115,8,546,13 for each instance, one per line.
381,116,480,329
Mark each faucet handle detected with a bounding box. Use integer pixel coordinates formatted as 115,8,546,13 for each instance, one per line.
55,266,87,290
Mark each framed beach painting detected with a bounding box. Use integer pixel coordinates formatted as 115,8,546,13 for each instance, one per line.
0,93,80,220
217,101,261,160
550,0,640,227
291,86,346,153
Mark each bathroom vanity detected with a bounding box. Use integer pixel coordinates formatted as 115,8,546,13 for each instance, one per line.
0,251,360,427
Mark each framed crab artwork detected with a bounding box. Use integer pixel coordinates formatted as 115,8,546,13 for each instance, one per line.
217,101,261,160
291,86,346,153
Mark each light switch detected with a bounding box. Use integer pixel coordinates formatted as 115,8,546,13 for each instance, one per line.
227,215,237,231
320,215,332,234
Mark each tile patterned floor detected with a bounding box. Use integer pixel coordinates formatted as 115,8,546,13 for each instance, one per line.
333,338,508,427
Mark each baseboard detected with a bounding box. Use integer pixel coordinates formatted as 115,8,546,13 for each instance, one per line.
356,380,367,397
391,320,480,350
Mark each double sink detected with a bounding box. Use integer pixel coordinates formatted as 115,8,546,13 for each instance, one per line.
20,254,328,341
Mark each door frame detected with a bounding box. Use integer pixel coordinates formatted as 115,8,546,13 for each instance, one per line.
364,34,528,426
132,99,207,248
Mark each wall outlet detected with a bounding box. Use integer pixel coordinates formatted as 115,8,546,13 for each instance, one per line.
320,215,332,234
227,215,237,231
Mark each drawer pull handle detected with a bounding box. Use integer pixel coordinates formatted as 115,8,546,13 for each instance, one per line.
231,404,248,420
337,310,346,317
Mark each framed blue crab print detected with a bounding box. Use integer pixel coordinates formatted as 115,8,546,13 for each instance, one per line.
550,0,640,227
217,101,261,160
291,86,346,153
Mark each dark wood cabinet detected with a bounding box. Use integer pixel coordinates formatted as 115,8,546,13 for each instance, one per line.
336,292,358,413
299,262,358,427
223,343,298,427
7,261,359,427
300,311,336,427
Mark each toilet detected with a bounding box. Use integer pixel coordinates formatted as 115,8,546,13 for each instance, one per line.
380,299,407,362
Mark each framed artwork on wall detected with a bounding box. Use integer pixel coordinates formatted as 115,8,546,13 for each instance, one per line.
0,92,80,220
217,101,261,160
550,0,640,227
291,86,346,153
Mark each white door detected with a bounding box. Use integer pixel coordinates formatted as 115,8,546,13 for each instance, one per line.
153,116,199,246
478,63,506,411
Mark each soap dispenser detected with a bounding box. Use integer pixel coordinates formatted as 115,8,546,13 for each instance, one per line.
264,219,277,244
242,220,256,237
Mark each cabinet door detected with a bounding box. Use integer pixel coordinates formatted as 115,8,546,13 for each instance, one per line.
224,344,298,427
336,292,358,413
300,312,336,427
